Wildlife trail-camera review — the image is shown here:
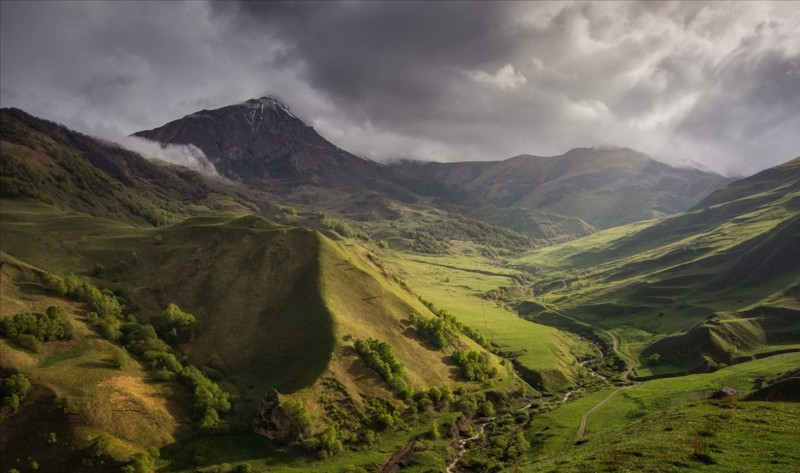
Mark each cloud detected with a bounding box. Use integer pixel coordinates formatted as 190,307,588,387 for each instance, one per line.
1,1,798,176
466,64,528,91
112,136,227,181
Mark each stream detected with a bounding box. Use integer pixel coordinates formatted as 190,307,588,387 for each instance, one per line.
445,401,534,473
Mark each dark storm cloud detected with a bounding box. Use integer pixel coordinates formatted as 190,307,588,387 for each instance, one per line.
1,1,798,176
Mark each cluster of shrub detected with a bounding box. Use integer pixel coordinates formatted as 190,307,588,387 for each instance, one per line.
354,338,412,399
1,373,31,412
407,229,450,254
408,312,457,349
460,418,531,471
39,272,229,430
0,306,74,353
452,350,498,382
408,214,532,255
322,216,369,240
417,298,492,349
84,432,162,473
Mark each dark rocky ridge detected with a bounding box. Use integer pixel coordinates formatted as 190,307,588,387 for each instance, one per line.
134,97,417,201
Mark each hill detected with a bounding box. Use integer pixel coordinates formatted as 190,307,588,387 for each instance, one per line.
0,196,533,471
394,147,731,228
512,156,800,374
0,108,251,226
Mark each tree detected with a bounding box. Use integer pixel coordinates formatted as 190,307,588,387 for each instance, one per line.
648,353,662,365
479,401,496,417
158,303,197,343
4,393,19,411
87,433,115,457
110,347,129,370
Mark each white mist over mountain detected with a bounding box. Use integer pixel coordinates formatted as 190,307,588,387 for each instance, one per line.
109,134,227,181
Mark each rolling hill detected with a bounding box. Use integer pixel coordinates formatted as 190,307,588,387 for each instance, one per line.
513,155,800,374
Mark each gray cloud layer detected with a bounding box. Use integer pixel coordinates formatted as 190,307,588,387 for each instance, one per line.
2,1,798,176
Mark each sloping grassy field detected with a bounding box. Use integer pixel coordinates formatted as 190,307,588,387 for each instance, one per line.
0,253,185,473
524,353,800,472
381,249,592,393
509,159,800,372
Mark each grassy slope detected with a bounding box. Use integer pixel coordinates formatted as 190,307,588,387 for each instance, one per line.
0,253,185,473
381,249,591,393
1,198,524,472
510,157,800,372
524,353,800,472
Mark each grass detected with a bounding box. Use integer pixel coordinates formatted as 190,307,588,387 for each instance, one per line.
0,264,183,472
381,249,591,393
526,352,800,465
528,400,800,472
1,198,527,471
507,172,800,373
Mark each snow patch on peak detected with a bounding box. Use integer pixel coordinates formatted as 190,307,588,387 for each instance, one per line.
243,96,296,118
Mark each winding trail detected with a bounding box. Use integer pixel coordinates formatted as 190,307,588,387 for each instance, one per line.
539,303,642,441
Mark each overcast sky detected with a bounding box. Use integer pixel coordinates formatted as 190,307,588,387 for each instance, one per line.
2,1,798,176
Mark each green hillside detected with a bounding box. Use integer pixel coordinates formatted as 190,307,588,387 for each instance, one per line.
394,147,731,229
523,353,800,472
512,156,800,375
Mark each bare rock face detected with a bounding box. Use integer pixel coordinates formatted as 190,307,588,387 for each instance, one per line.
710,387,738,399
252,389,305,442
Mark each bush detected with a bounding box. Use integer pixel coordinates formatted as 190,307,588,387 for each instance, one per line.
4,393,20,411
86,433,115,457
278,399,312,434
452,350,495,382
179,365,231,430
408,312,456,349
122,451,156,473
15,334,42,353
428,423,440,440
110,347,129,370
156,303,197,343
354,338,411,397
479,401,496,417
0,306,74,342
648,353,662,365
1,373,31,410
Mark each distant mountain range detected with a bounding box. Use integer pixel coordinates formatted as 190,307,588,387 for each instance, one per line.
394,147,731,228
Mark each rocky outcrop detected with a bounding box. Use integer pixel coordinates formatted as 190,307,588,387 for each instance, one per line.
251,389,306,442
710,387,738,399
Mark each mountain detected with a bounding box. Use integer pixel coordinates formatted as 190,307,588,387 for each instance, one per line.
132,97,603,244
133,97,417,203
0,107,250,225
394,147,732,228
514,156,800,372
